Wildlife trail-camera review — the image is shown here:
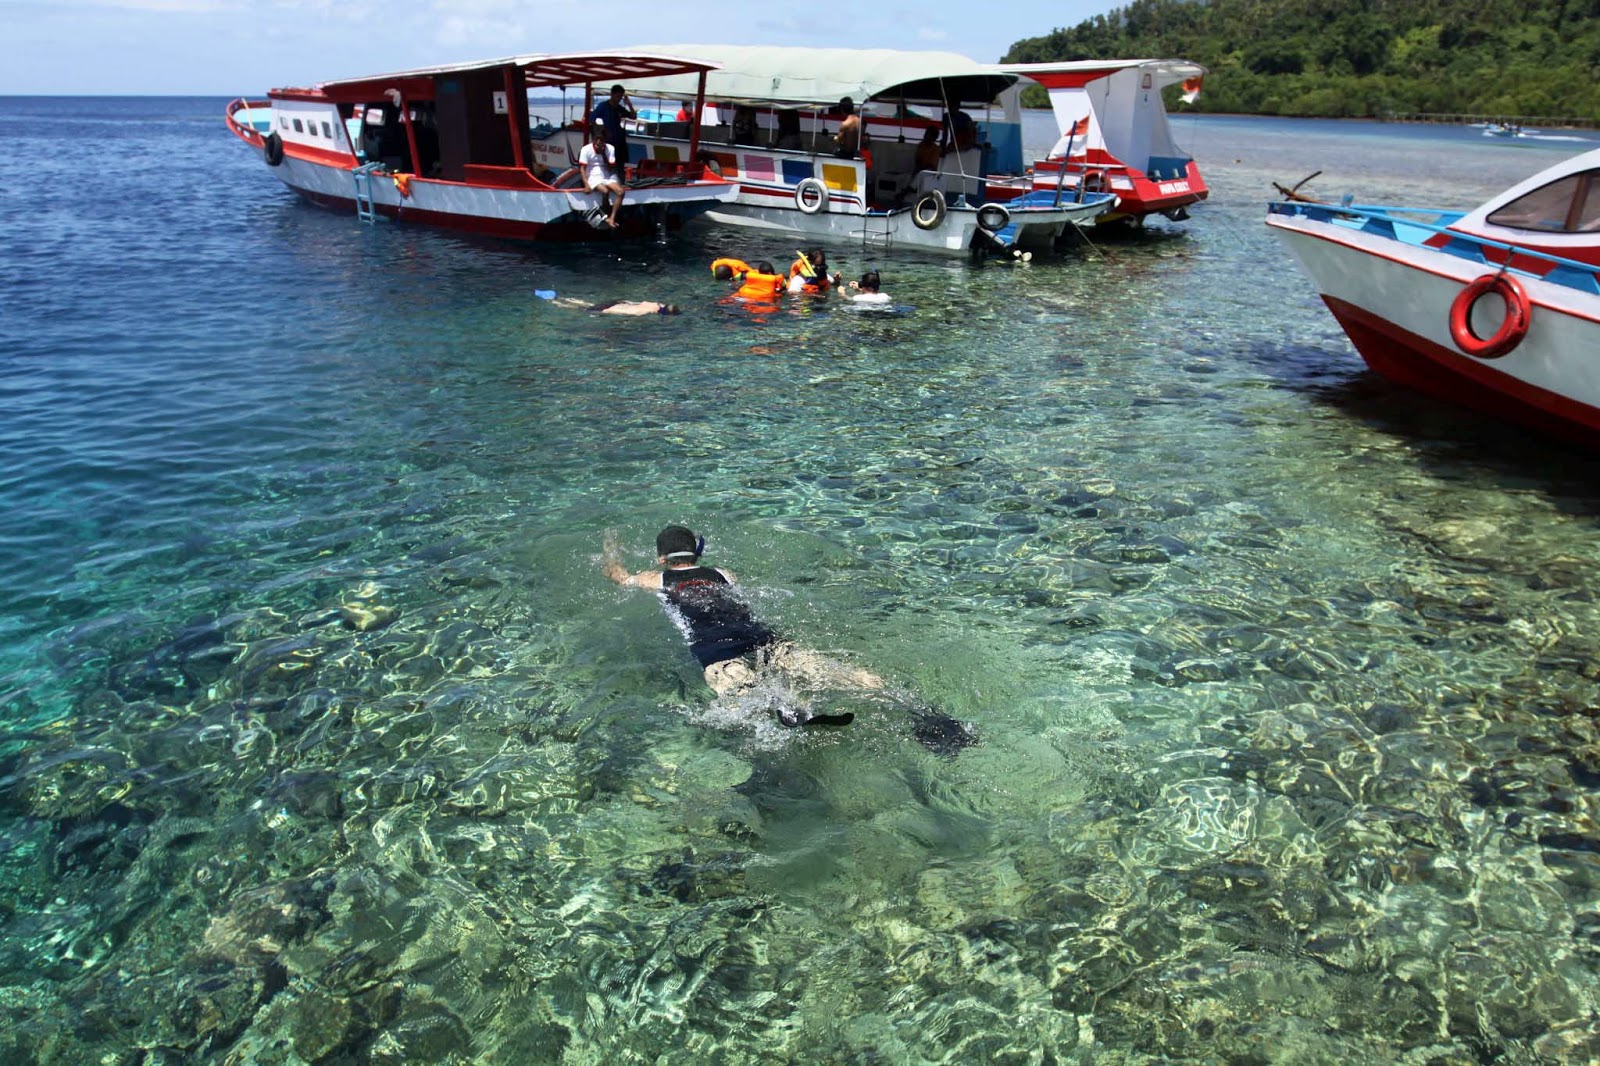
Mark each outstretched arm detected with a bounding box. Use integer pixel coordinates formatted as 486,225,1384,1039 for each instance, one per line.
602,532,659,589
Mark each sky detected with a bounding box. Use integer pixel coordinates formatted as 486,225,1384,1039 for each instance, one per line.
0,0,1113,95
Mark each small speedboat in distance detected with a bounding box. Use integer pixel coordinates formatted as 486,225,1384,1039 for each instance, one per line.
1483,123,1540,138
1267,148,1600,447
1001,59,1209,226
225,51,737,241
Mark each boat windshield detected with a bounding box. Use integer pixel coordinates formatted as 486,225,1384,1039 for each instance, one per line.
1486,168,1600,233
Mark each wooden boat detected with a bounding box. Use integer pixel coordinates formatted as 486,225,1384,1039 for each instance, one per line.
557,45,1116,256
1001,59,1209,226
225,51,737,241
1268,148,1600,446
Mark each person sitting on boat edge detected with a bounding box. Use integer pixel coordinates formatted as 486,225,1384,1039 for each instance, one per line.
578,126,625,228
845,270,889,305
602,525,978,752
789,248,843,293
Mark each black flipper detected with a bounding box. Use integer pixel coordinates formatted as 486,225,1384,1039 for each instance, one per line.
800,712,854,728
778,707,855,728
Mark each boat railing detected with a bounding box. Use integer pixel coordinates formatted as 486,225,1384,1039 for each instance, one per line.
225,98,266,144
1271,200,1600,295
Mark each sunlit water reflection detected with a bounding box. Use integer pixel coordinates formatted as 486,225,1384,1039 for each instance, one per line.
3,98,1600,1061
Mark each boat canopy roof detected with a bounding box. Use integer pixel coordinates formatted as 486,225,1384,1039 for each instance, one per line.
1002,59,1205,92
276,51,719,101
620,44,1018,109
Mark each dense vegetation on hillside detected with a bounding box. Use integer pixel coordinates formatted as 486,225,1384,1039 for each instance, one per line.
1003,0,1600,119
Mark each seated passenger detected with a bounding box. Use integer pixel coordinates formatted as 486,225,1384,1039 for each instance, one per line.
578,127,625,228
732,107,759,145
914,127,940,173
775,109,802,150
943,109,976,154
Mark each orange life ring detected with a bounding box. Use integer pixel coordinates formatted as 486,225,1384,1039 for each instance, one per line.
1449,272,1530,359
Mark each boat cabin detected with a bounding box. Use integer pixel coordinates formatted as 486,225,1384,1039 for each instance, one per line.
267,52,719,188
1446,152,1600,269
612,45,1026,212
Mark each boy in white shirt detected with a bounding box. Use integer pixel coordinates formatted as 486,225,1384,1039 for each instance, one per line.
577,127,625,228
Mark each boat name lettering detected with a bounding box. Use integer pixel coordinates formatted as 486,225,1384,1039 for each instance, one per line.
1157,180,1190,195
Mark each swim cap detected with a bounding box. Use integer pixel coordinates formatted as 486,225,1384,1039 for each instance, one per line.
656,525,702,559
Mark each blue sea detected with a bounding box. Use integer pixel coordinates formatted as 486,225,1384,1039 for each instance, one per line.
4,95,1600,1062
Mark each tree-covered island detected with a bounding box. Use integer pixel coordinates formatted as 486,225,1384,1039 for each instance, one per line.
1003,0,1600,120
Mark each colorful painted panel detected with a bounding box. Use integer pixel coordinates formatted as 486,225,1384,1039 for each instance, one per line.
708,151,739,177
821,163,857,192
743,154,775,181
653,145,681,163
781,158,815,185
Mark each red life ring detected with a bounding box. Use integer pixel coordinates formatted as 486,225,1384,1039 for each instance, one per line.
1449,272,1530,359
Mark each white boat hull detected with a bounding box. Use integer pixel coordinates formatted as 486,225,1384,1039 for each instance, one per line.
1268,208,1600,445
229,97,737,242
561,129,1108,255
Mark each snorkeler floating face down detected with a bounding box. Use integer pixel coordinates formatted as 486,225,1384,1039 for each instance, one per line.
601,525,977,750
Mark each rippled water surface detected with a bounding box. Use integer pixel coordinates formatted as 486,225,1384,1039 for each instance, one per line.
4,97,1600,1062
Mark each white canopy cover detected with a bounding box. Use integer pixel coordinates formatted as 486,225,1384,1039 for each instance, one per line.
621,44,1018,109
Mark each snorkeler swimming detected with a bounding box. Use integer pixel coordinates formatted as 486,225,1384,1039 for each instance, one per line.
538,292,682,315
602,525,978,752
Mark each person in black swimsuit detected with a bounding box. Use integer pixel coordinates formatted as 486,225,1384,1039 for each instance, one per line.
602,525,978,751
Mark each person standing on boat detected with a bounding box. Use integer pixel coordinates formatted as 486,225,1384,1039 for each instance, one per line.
578,127,625,228
591,85,637,179
834,97,862,159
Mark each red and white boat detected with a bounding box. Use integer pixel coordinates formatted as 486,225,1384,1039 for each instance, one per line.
1000,59,1208,226
225,52,737,241
1268,148,1600,446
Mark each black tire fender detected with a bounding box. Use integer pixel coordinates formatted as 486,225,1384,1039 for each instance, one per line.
912,189,946,230
976,203,1010,232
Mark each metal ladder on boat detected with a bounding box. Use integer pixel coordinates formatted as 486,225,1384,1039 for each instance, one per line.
352,162,383,223
857,209,894,253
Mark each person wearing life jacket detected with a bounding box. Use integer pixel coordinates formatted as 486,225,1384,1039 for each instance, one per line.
711,257,753,281
736,261,786,301
789,248,843,293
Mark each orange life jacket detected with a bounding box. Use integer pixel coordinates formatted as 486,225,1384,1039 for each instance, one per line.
789,257,830,289
711,257,752,277
737,271,785,299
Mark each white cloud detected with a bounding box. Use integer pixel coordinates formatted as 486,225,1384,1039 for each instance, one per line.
916,26,949,43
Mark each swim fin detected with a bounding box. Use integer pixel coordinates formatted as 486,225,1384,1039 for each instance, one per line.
778,707,855,728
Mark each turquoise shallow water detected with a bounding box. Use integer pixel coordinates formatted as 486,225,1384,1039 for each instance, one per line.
5,97,1600,1061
